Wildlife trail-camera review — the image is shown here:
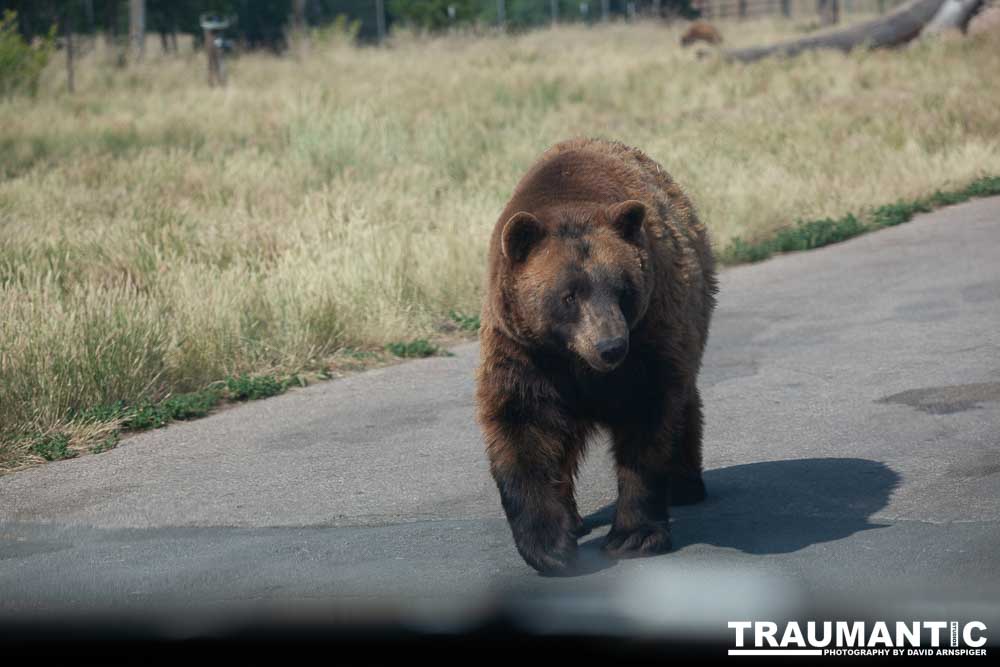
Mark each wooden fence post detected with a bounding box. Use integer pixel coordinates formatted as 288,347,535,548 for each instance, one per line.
200,14,230,87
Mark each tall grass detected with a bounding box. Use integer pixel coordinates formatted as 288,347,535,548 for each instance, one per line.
2,19,1000,470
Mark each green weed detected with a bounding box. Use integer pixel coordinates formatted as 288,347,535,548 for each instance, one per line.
448,310,481,332
721,176,1000,264
30,433,74,462
386,339,440,358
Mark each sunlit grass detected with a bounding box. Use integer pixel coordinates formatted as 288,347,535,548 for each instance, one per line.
1,18,999,471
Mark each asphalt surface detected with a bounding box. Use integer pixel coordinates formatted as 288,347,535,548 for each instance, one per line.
2,197,999,633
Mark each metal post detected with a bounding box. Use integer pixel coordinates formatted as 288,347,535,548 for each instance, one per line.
376,0,386,42
551,0,559,24
201,14,229,87
497,0,506,29
601,0,610,21
205,27,218,85
782,0,791,17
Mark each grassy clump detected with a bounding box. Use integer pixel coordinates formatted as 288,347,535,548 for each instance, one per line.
90,432,120,455
386,339,441,358
225,374,289,401
721,176,1000,264
0,10,53,98
721,213,868,263
4,373,304,469
448,310,481,332
30,433,74,462
74,386,224,430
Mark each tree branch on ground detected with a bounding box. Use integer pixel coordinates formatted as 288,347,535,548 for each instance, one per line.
723,0,984,64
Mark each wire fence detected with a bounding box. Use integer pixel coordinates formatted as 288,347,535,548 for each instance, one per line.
348,0,910,39
690,0,904,19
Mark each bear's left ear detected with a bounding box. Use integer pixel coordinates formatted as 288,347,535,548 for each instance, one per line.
608,200,647,243
501,211,545,263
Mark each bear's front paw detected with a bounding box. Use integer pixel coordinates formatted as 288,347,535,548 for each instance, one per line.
512,515,578,576
602,521,672,559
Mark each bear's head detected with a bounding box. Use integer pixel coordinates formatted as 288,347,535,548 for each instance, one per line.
496,200,655,373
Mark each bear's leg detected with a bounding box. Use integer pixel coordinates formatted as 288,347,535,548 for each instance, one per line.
485,422,583,575
604,422,674,559
559,448,590,538
670,386,707,506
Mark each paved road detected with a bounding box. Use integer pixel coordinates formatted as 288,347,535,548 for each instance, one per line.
2,198,999,634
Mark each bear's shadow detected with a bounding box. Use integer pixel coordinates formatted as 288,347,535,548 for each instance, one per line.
574,457,900,571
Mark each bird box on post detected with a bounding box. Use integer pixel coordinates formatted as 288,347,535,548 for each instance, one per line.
199,14,232,87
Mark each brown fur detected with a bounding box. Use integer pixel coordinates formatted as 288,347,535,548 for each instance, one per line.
476,138,717,574
681,20,723,47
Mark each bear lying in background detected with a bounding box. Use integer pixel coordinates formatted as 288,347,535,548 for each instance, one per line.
681,20,723,47
476,138,717,575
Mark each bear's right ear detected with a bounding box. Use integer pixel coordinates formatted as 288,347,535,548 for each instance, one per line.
608,200,647,243
501,212,545,264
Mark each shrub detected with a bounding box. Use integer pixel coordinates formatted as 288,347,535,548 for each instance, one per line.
386,339,439,358
0,11,54,98
389,0,478,31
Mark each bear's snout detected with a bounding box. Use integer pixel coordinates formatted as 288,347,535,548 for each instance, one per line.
596,337,628,367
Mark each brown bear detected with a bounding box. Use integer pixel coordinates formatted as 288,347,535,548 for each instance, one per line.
476,138,717,575
680,20,723,47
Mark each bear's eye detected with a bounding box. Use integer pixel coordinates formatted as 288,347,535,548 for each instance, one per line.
563,293,576,306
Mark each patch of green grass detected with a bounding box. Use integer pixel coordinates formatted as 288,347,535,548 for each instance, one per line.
721,175,1000,265
124,389,224,429
30,433,74,462
90,432,120,455
25,373,304,465
160,389,222,420
68,373,295,443
386,338,440,358
74,386,224,431
869,201,931,228
960,175,1000,198
448,310,481,332
721,237,774,264
225,374,286,401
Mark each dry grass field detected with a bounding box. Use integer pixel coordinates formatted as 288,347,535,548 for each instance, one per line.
2,17,999,470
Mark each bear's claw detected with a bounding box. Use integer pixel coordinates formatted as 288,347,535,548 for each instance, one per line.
520,534,578,576
602,522,672,559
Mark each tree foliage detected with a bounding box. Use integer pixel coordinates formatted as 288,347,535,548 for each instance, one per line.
0,10,53,98
0,1,699,46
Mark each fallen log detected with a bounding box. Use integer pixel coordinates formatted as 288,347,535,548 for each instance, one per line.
923,0,987,34
722,0,983,64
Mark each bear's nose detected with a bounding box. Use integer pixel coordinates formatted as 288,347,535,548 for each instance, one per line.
596,337,628,365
